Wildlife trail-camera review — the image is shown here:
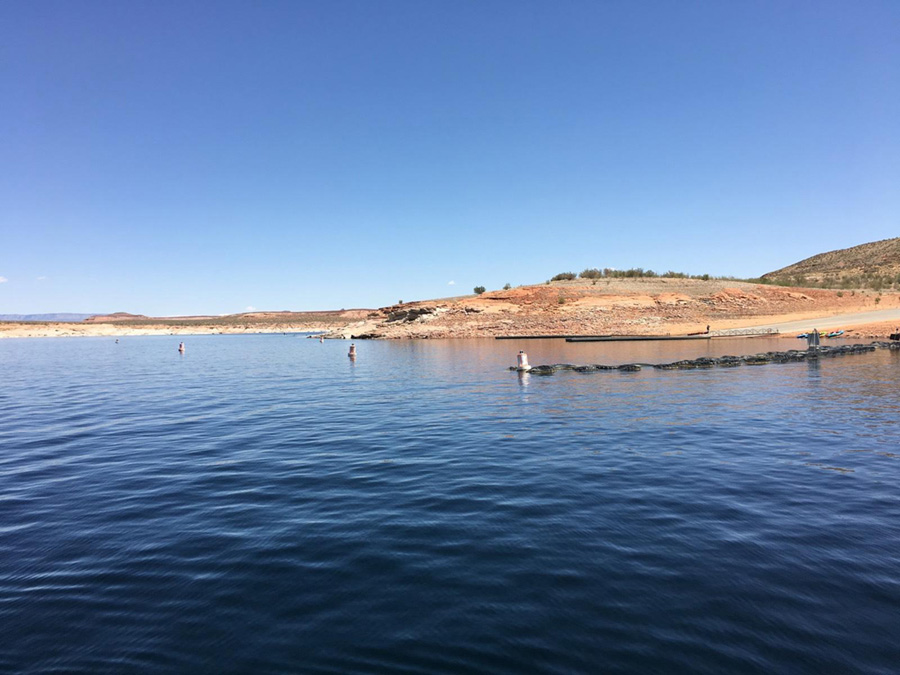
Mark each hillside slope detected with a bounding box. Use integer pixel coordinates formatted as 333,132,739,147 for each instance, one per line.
328,277,898,339
762,238,900,289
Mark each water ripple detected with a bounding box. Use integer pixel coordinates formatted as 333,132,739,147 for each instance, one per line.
1,336,899,673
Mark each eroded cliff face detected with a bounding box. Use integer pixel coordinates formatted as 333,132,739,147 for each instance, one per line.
328,278,899,340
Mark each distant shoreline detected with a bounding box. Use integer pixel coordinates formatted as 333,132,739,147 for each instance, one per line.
3,314,898,342
0,323,331,339
3,279,899,341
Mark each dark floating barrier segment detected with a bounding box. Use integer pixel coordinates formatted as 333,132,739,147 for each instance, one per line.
566,335,710,342
496,334,610,340
510,342,900,375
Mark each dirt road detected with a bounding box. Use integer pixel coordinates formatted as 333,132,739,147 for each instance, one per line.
745,308,900,334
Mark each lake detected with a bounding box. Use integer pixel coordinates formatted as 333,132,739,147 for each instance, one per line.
1,335,899,673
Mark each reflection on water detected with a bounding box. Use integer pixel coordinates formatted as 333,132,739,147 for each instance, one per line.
0,335,899,674
516,369,530,389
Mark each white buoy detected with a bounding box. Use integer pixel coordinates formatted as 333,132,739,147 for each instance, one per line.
348,343,357,358
178,341,185,353
516,350,530,370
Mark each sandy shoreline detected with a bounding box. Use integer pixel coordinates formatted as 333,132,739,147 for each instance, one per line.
4,280,899,341
0,323,330,339
2,318,895,341
321,279,900,341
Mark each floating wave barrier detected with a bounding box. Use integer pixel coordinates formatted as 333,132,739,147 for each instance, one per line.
510,342,900,375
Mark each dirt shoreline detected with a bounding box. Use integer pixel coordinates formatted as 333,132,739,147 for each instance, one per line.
320,279,900,341
3,280,899,341
0,322,333,339
0,309,370,340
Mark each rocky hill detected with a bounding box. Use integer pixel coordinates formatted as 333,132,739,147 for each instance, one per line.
762,238,900,289
0,313,94,322
83,309,371,326
329,277,896,340
84,312,150,323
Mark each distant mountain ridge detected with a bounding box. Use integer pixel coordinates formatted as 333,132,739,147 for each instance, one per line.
762,237,900,289
0,313,94,322
78,310,376,326
84,312,150,323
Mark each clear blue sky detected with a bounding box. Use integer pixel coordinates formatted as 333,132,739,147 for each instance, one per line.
1,0,898,315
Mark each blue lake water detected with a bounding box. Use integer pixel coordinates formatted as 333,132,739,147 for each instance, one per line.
1,334,899,673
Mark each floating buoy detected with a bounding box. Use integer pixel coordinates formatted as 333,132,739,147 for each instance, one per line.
516,350,530,371
178,341,185,353
807,330,820,350
348,343,356,358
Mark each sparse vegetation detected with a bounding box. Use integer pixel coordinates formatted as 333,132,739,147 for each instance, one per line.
567,264,900,289
761,237,900,290
551,272,577,281
503,283,511,290
572,267,737,282
758,273,900,291
474,286,486,295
